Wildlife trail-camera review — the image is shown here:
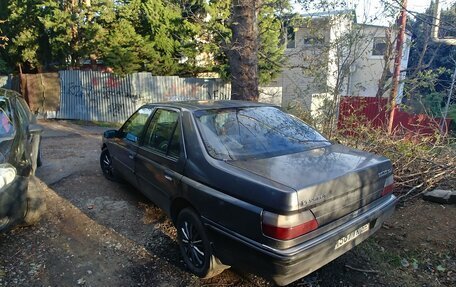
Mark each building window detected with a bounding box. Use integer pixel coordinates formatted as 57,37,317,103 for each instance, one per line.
286,26,295,49
302,36,324,45
372,37,387,56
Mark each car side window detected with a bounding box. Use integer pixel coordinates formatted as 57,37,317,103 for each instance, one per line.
120,107,152,143
143,109,180,157
0,99,14,136
13,97,31,126
17,98,32,121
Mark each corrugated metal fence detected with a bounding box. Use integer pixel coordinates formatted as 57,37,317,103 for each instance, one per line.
58,71,231,122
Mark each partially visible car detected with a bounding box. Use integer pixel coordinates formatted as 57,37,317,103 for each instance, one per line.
100,101,397,286
0,88,45,232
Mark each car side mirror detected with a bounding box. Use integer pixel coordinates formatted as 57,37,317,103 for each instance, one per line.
28,124,43,135
103,129,119,139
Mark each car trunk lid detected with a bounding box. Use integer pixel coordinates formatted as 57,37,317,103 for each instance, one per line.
227,144,393,226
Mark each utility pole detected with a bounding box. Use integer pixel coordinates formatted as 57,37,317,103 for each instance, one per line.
441,65,456,133
388,0,407,134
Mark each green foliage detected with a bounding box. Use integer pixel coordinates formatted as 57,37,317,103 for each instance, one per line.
406,3,456,97
100,19,146,75
258,0,287,84
0,20,7,48
0,0,288,80
0,57,10,75
421,92,446,117
0,0,47,71
140,0,181,74
39,0,115,67
206,0,289,83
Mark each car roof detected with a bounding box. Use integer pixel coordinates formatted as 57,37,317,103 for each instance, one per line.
145,100,275,111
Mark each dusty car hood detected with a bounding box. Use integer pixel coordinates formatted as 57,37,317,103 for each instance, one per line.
227,144,392,224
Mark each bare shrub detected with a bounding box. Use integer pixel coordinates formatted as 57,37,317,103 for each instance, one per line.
336,117,455,201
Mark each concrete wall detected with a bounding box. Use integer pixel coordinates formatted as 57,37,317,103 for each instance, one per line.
274,17,331,110
347,25,410,103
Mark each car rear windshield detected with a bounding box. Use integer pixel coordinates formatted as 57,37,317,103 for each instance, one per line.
194,106,330,160
0,98,14,138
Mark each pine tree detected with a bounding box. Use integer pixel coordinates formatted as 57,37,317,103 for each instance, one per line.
0,0,48,72
206,0,289,89
40,0,115,68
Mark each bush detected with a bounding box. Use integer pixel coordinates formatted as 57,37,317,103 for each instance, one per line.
336,121,456,200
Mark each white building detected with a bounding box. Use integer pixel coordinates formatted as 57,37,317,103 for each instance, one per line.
267,10,410,112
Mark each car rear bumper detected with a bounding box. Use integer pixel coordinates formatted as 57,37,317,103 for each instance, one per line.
205,194,397,286
0,176,28,231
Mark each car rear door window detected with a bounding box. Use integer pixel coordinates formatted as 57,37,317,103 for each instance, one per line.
143,109,180,157
119,107,152,143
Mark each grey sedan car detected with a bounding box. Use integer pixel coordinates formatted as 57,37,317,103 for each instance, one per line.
100,100,396,286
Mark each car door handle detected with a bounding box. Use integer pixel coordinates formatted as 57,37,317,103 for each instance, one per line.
164,170,173,182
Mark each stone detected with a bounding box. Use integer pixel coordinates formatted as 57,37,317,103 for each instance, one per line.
422,189,456,204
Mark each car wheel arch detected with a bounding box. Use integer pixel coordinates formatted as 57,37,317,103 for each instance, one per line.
170,197,196,225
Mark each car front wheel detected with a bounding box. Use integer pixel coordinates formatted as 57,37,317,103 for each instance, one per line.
100,148,118,181
177,208,229,278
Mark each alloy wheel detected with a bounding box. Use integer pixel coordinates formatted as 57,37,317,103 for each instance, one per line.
180,220,205,268
101,150,113,177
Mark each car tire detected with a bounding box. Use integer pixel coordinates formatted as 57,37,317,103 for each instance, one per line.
177,208,229,278
23,175,46,225
100,148,119,181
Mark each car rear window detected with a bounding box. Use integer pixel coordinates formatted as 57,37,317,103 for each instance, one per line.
194,106,329,160
0,98,14,138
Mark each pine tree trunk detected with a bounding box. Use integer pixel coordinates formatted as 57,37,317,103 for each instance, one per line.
229,0,261,101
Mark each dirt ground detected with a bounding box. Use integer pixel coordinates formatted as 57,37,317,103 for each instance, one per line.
0,120,454,287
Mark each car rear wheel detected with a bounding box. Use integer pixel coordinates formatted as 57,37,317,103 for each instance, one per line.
177,208,229,278
23,175,46,225
100,148,118,181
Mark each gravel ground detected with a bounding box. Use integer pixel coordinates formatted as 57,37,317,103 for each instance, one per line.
0,120,454,287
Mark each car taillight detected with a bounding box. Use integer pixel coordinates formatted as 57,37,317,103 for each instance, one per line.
262,210,318,240
381,175,394,196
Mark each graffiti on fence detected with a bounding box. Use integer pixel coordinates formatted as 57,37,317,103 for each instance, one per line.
107,103,125,118
58,71,280,122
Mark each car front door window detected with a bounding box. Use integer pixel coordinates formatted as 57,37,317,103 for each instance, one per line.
143,109,180,157
120,107,152,143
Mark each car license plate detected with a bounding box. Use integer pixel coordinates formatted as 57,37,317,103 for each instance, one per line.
335,223,370,250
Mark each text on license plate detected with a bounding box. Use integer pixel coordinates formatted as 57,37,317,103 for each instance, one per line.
335,223,370,250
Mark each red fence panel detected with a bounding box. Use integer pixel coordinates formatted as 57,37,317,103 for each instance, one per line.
338,96,388,130
338,96,451,136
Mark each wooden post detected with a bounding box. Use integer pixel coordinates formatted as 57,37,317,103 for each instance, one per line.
440,65,456,133
388,0,407,134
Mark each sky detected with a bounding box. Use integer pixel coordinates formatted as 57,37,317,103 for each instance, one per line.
293,0,455,26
